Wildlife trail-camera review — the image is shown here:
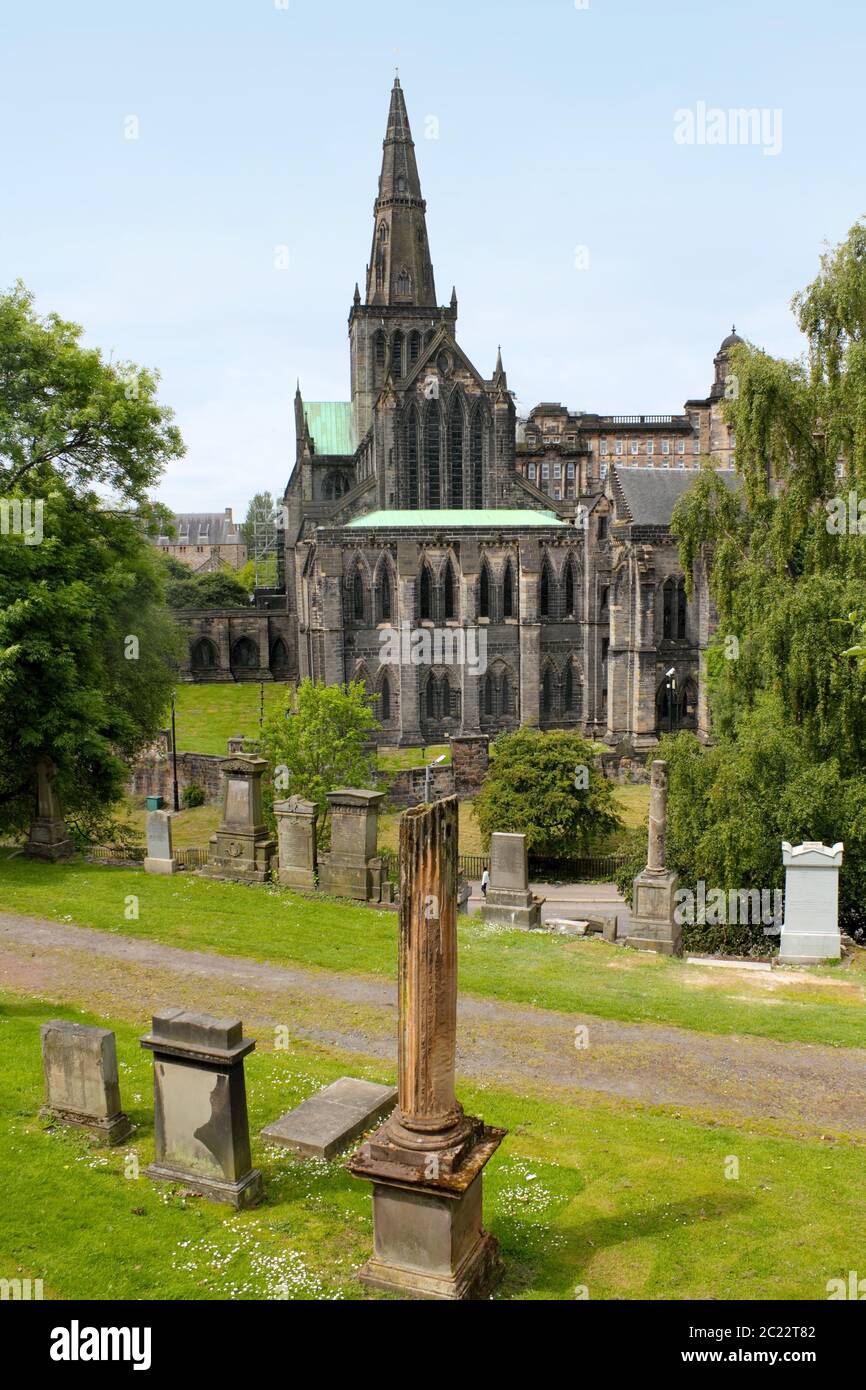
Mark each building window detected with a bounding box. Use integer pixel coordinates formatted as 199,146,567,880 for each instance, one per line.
554,488,561,499
567,462,575,479
528,462,536,481
646,440,654,455
630,440,638,456
470,406,484,507
554,462,561,479
425,400,441,508
600,438,608,456
662,439,670,454
479,560,491,618
503,559,515,618
676,438,685,454
542,462,549,481
615,439,623,455
692,438,700,454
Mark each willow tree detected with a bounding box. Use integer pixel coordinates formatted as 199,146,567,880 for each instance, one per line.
673,221,866,766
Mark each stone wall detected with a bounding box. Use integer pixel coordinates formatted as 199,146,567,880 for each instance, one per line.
128,750,226,805
596,748,651,783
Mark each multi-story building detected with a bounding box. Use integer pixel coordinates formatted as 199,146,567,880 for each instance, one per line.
177,78,740,749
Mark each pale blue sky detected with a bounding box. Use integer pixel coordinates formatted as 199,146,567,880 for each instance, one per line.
1,0,863,513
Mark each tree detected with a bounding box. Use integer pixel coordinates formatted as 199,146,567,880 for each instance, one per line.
474,728,621,858
164,568,250,610
0,284,185,839
0,282,183,502
673,220,866,764
258,678,380,841
0,476,183,840
616,702,866,947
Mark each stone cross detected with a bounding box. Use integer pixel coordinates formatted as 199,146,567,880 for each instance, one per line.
348,795,505,1299
140,1009,262,1208
40,1021,132,1144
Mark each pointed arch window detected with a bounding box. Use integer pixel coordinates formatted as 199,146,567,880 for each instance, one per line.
380,674,391,722
425,400,441,508
406,408,419,508
374,330,386,369
541,667,553,716
448,397,464,508
419,563,433,621
501,669,513,715
470,406,484,507
483,672,494,717
503,559,515,618
409,330,421,364
392,331,404,379
396,268,411,297
662,580,674,639
564,559,575,617
425,675,436,719
677,579,687,639
352,569,365,622
479,560,491,618
443,558,457,621
376,565,393,623
540,560,552,618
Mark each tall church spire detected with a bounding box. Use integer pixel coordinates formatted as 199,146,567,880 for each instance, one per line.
366,77,436,307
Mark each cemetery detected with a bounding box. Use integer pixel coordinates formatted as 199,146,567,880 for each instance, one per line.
2,7,866,1337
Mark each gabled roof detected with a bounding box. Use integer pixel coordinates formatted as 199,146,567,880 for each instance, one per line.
610,466,738,527
304,402,356,456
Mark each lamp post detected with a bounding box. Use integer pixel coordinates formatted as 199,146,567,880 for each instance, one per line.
665,666,677,737
170,690,180,812
424,753,446,804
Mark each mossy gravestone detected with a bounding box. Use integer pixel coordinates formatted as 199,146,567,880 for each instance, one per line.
40,1021,132,1144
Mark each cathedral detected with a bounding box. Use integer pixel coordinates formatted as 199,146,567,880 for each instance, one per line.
179,78,740,750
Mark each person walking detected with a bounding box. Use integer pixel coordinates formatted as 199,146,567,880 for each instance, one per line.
480,867,490,899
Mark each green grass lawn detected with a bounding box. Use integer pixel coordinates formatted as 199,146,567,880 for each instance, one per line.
2,854,864,1051
1,990,863,1300
170,683,287,755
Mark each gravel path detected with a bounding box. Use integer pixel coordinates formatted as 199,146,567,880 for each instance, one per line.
2,910,865,1139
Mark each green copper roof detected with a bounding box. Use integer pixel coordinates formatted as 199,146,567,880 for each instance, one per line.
304,401,356,456
345,508,566,528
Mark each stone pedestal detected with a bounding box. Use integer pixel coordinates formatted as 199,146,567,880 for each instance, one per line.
26,757,74,862
201,756,276,884
317,788,388,902
144,809,177,875
140,1009,262,1208
779,841,844,964
480,832,544,929
274,795,317,890
348,797,505,1300
40,1021,132,1144
627,759,682,956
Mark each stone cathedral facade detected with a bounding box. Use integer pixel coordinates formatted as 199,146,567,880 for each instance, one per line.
179,78,740,751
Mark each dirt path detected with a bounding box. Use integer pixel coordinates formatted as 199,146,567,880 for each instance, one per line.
2,910,866,1139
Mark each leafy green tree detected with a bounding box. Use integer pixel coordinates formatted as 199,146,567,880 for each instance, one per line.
0,477,183,840
0,283,184,839
164,569,250,609
474,728,621,858
259,678,380,841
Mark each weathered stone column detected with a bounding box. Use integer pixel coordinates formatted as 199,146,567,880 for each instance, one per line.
627,759,682,956
348,795,505,1299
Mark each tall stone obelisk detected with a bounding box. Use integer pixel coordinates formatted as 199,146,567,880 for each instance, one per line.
348,795,505,1299
627,759,682,955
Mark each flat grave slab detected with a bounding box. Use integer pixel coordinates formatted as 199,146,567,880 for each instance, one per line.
261,1077,397,1160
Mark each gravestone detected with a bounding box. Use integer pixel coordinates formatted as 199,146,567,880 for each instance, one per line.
200,756,276,884
144,809,177,875
262,1076,397,1159
273,795,317,890
627,759,681,955
26,757,74,862
317,788,389,902
348,796,505,1300
779,841,844,964
40,1021,132,1144
140,1009,262,1208
480,832,544,929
